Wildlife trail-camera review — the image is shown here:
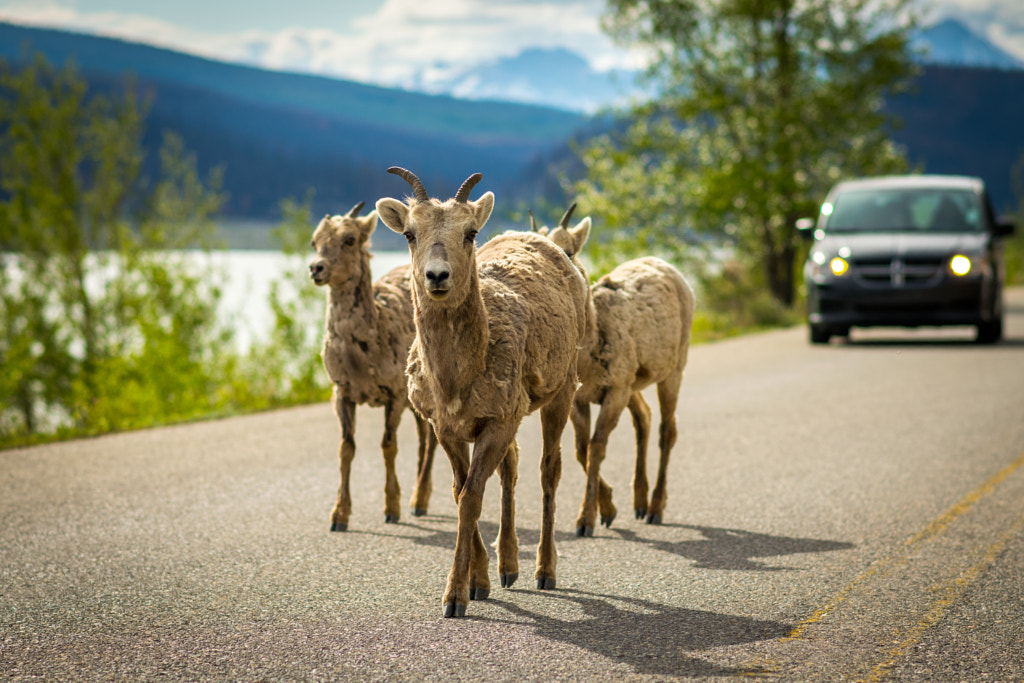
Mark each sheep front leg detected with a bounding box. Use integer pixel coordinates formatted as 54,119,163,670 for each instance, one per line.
646,376,682,524
441,423,515,617
575,391,627,537
628,391,652,520
380,400,403,523
330,393,356,532
409,412,437,516
497,440,520,588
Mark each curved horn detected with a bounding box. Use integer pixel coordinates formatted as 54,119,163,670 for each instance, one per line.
528,210,538,232
387,166,429,202
454,173,483,203
347,201,365,218
559,202,577,228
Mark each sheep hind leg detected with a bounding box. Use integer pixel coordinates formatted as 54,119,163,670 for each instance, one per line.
571,401,616,530
497,440,520,588
330,395,356,532
576,392,627,537
628,392,652,520
537,380,573,587
646,375,682,525
380,401,403,524
409,412,436,516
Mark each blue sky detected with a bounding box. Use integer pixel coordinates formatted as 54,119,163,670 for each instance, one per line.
1,0,1022,89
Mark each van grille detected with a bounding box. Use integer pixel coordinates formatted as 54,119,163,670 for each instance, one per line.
851,256,944,287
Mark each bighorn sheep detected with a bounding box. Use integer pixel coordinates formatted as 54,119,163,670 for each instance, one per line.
532,205,696,537
309,201,438,531
377,168,587,618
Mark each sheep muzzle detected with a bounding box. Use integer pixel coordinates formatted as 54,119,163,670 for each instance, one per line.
309,259,328,285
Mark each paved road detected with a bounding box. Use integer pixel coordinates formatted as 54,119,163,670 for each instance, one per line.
3,289,1024,682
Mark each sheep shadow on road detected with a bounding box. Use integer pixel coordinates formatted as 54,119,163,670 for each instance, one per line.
480,588,788,678
373,519,852,571
610,524,854,571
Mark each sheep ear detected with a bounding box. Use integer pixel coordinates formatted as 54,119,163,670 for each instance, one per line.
570,217,591,253
359,211,378,240
376,198,409,234
473,192,495,229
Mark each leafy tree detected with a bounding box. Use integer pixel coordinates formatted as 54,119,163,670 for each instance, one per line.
576,0,921,305
0,55,228,442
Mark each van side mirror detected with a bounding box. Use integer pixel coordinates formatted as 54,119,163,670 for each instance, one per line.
796,217,816,239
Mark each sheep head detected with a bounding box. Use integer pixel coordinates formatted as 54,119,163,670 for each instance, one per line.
377,167,494,305
541,203,591,261
309,201,377,287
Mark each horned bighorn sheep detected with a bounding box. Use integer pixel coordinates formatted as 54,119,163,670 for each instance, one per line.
532,205,696,537
377,167,587,618
309,201,437,532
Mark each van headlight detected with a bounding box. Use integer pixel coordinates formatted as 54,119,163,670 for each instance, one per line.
949,254,971,276
830,257,850,276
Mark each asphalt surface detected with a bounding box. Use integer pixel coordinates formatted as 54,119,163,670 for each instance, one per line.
3,288,1024,682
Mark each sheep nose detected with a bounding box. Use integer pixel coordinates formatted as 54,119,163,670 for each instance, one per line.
310,262,324,277
425,264,450,285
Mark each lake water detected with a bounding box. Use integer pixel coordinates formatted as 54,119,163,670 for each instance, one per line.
208,250,410,350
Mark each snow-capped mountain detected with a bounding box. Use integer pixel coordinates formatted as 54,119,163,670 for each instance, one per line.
916,18,1024,69
410,47,643,114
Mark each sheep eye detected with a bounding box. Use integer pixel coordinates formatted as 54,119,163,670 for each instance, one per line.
465,230,478,243
403,232,416,244
310,240,315,250
344,236,355,247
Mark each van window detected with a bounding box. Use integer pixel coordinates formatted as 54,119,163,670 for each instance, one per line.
824,188,982,232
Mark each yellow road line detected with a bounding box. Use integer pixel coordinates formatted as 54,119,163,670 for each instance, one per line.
783,449,1024,644
859,510,1024,682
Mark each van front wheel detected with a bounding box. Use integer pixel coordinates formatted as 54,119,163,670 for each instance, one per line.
810,324,832,345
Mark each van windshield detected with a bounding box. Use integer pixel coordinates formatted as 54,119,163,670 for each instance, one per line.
823,188,983,233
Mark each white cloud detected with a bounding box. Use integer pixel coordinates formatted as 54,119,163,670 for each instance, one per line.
0,0,641,86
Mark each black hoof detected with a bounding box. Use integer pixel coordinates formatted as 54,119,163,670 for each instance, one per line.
411,507,427,517
601,513,616,528
469,586,490,601
576,525,594,538
645,512,662,525
330,521,348,532
635,509,647,520
443,601,467,618
384,514,400,524
536,576,556,590
500,573,518,588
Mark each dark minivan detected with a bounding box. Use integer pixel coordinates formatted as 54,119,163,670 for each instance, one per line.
799,175,1015,344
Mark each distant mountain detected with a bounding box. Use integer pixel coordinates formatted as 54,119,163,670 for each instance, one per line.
915,18,1024,70
0,22,585,231
0,23,582,143
414,48,643,114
